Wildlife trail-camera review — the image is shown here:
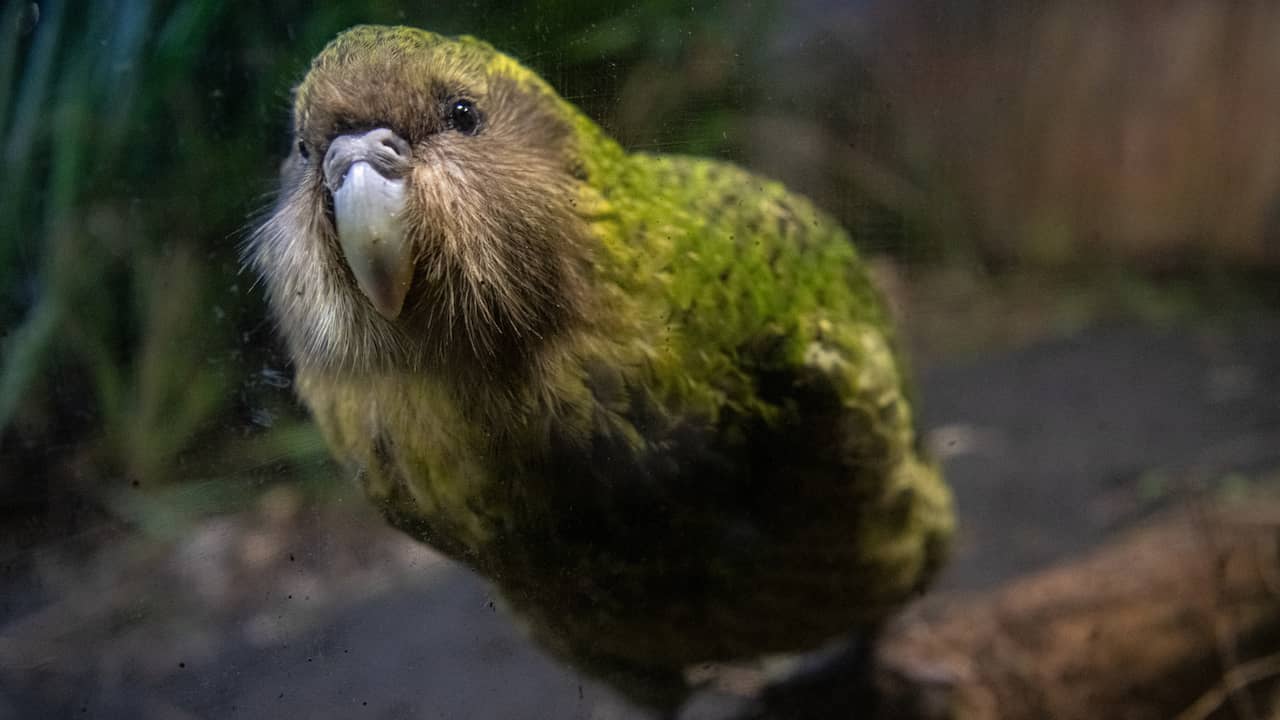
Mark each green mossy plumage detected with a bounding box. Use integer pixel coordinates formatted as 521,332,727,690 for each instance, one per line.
260,25,953,714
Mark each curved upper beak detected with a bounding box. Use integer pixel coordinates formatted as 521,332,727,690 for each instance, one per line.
323,128,414,320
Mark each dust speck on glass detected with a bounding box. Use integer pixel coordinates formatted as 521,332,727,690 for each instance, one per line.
3,2,1279,719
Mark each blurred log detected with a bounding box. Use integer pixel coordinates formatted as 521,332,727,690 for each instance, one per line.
872,504,1280,720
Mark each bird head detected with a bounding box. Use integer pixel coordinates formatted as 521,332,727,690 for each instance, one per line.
250,25,601,376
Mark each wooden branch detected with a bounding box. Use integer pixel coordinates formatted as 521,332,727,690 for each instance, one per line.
872,504,1280,720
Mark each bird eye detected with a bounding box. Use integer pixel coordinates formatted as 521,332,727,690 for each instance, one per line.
445,99,480,135
297,140,310,162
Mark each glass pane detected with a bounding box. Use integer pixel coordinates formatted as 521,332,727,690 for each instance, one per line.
3,2,1278,718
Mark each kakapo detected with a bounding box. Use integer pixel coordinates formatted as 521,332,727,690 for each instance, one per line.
249,24,952,715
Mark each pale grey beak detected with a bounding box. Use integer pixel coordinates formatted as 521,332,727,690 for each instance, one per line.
324,128,414,320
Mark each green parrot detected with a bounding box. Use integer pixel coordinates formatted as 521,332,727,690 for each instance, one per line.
249,24,952,716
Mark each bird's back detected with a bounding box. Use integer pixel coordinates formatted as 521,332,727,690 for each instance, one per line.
481,152,954,669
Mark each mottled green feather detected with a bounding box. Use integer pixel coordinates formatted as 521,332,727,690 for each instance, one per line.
279,25,952,714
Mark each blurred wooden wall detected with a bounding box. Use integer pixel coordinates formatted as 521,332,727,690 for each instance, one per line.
869,1,1280,267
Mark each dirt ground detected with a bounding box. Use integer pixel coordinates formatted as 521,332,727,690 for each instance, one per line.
3,315,1280,719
